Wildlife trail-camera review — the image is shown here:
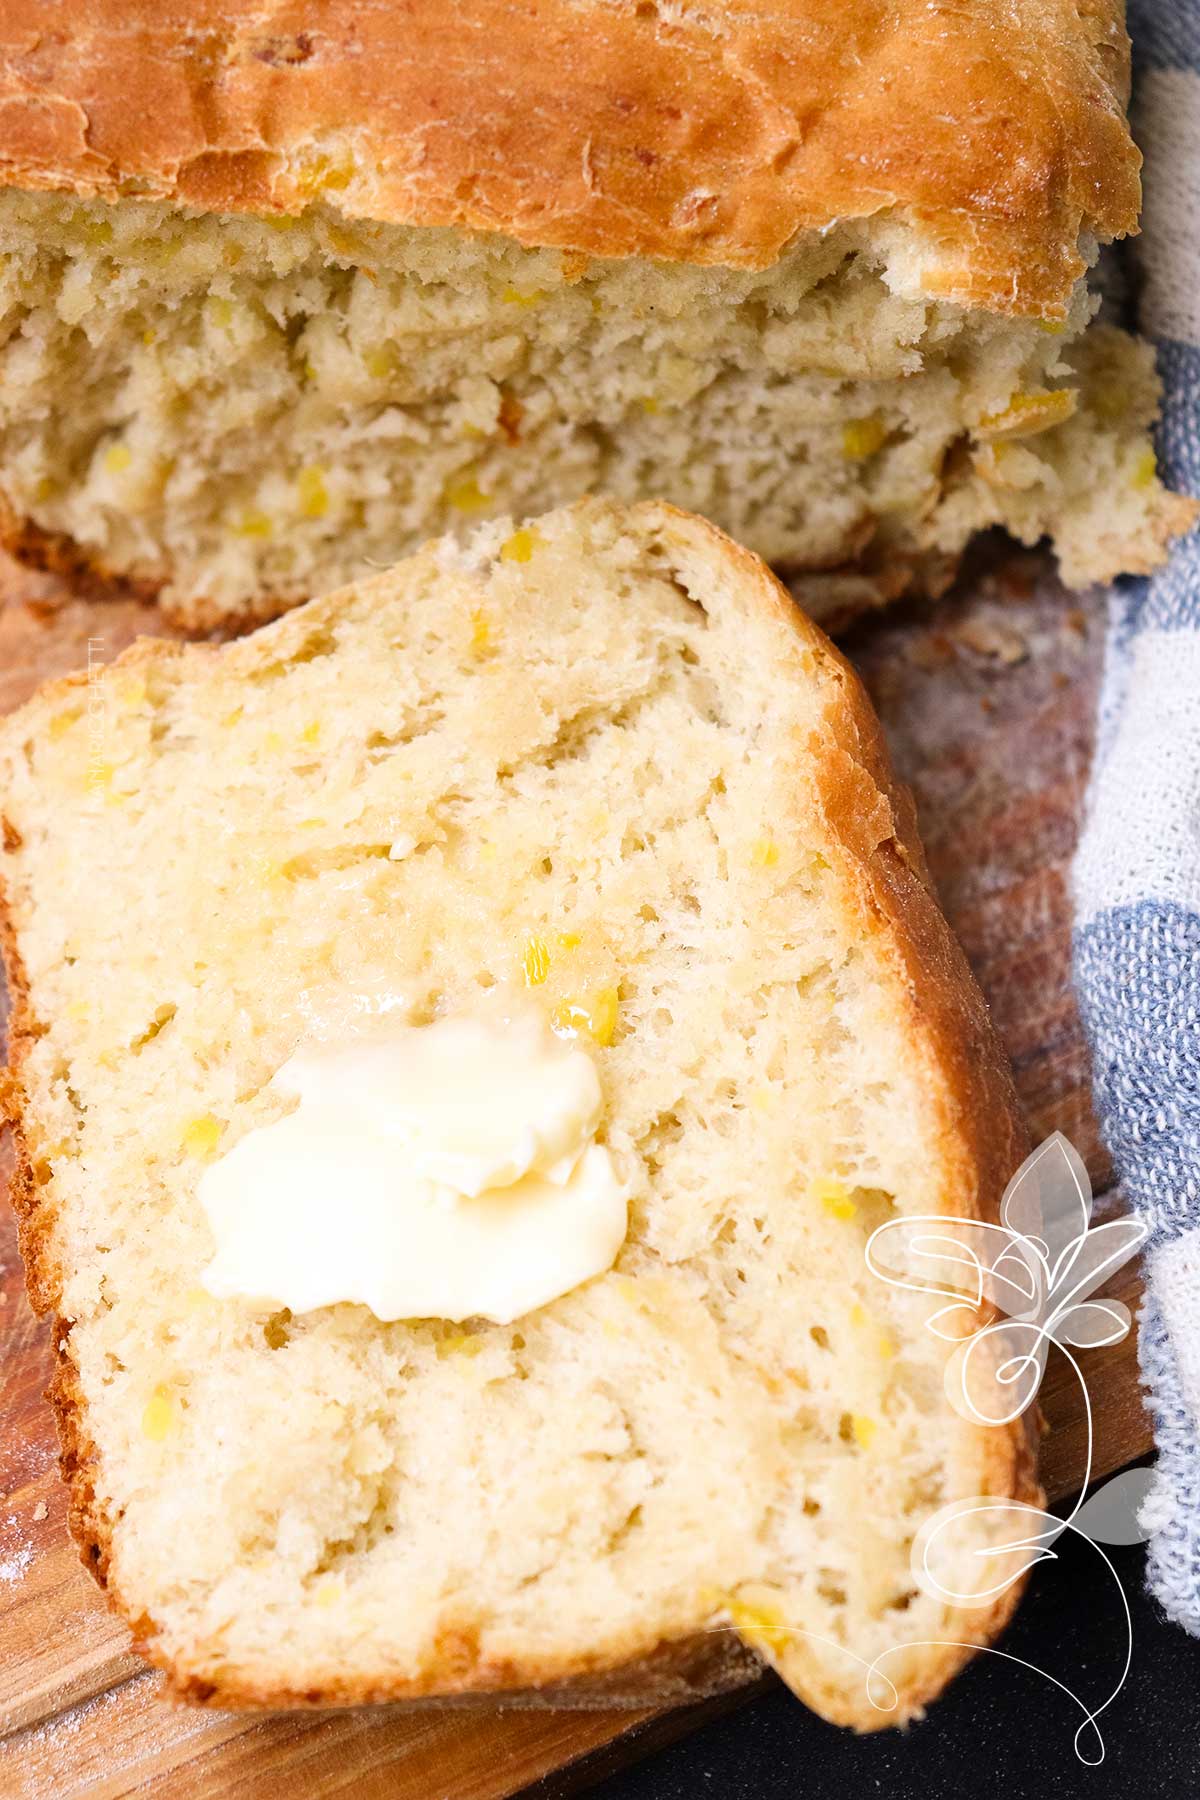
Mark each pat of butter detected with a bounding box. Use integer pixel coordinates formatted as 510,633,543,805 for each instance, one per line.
197,1002,628,1324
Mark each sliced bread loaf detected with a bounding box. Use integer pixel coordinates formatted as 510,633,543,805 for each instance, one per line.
0,3,1193,625
0,500,1037,1724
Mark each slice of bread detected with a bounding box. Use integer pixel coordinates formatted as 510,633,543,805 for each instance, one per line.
0,500,1037,1725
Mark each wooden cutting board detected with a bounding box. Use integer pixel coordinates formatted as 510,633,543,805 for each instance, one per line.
0,545,1151,1799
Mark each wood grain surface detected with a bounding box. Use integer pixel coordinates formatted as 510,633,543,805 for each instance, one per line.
0,543,1150,1799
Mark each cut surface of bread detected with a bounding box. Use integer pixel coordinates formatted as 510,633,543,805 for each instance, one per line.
0,194,1190,631
0,2,1192,626
0,501,1037,1724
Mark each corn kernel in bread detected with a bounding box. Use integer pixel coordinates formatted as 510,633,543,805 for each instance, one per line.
0,501,1037,1724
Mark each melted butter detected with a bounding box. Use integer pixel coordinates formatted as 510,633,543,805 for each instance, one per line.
198,1000,628,1324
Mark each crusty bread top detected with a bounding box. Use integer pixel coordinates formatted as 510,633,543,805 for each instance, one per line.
0,1,1138,315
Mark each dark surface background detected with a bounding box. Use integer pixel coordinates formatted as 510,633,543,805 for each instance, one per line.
577,1526,1200,1800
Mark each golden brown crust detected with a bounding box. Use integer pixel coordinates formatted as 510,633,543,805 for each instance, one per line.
0,850,127,1650
0,1,1138,314
654,507,1041,1726
160,1626,766,1713
0,501,1040,1725
0,852,59,1315
0,490,166,610
0,491,304,639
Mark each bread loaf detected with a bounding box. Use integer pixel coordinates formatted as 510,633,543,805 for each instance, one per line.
0,1,1191,628
0,500,1037,1723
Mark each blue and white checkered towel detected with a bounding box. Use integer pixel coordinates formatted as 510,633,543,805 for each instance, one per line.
1073,0,1200,1633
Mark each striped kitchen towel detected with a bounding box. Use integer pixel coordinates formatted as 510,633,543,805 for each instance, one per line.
1073,0,1200,1632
